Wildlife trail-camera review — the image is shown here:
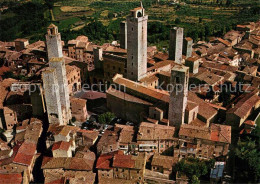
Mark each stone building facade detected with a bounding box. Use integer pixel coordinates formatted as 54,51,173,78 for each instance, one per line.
70,97,88,122
66,65,81,95
175,124,231,160
96,152,146,183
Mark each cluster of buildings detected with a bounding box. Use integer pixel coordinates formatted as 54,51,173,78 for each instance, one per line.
0,4,259,184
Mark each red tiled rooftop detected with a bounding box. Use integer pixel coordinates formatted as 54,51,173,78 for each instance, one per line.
0,173,23,184
13,141,36,166
112,154,135,168
52,141,71,151
96,151,124,170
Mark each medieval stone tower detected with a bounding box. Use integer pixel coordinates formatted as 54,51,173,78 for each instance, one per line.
126,6,148,81
42,68,64,125
169,27,184,64
46,24,63,60
120,21,127,49
183,37,193,58
49,57,71,123
168,65,189,128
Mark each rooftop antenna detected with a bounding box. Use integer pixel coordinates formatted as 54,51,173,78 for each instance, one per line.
140,1,143,8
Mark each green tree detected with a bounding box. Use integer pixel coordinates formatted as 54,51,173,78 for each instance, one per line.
175,18,181,24
234,138,260,182
174,157,215,182
98,112,115,124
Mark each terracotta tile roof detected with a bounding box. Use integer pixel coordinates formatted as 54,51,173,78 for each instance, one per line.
195,70,224,86
113,74,169,103
24,121,42,144
112,154,135,168
139,74,158,84
210,124,231,144
151,153,177,170
0,78,17,108
97,128,120,152
117,125,134,144
106,86,152,105
96,151,123,170
147,60,173,72
179,124,211,140
154,52,169,61
64,170,95,184
137,122,175,140
48,125,79,136
202,61,238,73
0,66,10,76
189,118,207,127
188,92,218,121
13,141,36,166
52,141,71,151
158,70,171,77
99,178,136,184
42,152,95,171
179,123,231,144
77,130,99,142
186,101,198,111
227,91,260,119
0,173,23,184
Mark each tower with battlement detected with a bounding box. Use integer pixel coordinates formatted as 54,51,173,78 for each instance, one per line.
49,57,71,123
42,68,64,125
169,27,184,64
46,24,63,60
168,65,189,128
126,6,148,81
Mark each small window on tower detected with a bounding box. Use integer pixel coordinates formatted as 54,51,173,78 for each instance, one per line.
132,27,134,31
176,76,180,83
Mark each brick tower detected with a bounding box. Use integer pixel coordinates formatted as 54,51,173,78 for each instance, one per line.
169,27,184,64
168,65,189,128
46,24,63,60
49,57,71,124
126,5,148,81
42,68,64,125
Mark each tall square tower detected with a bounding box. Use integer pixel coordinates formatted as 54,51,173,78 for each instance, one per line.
49,57,71,123
126,7,148,81
169,27,184,64
120,21,127,49
46,24,63,60
42,68,64,125
168,65,189,128
183,37,193,58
